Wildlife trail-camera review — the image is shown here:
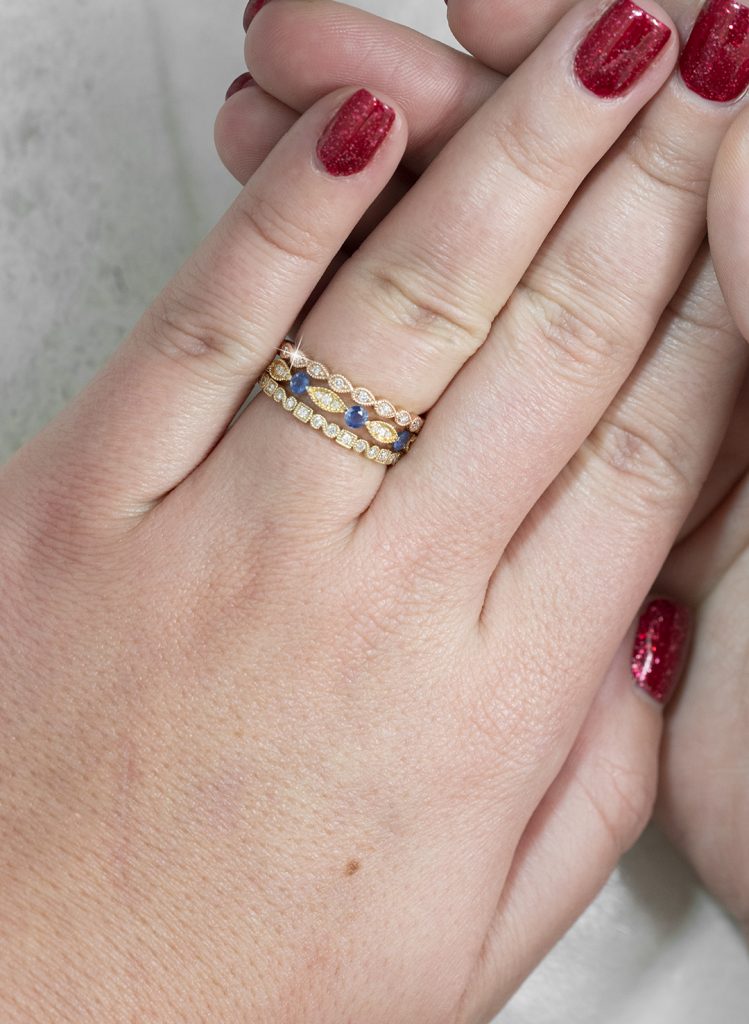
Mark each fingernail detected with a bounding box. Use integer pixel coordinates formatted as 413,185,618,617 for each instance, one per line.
631,598,691,704
244,0,270,31
226,72,256,101
575,0,672,98
680,0,749,102
317,89,396,177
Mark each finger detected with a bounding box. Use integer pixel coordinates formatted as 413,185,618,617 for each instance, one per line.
709,105,749,341
678,368,749,539
244,0,500,169
447,0,578,73
481,251,746,783
446,0,701,74
216,77,296,182
26,87,407,515
215,81,414,250
458,619,678,1023
217,0,677,520
380,3,748,582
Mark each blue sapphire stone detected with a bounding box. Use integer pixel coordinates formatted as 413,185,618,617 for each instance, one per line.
393,431,412,453
344,405,369,429
290,371,310,395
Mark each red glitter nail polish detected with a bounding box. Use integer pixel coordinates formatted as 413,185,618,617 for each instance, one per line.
680,0,749,102
631,598,690,704
225,72,255,101
317,89,396,177
575,0,672,98
244,0,270,31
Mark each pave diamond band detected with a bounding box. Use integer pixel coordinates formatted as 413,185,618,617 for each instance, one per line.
259,374,403,466
277,341,424,435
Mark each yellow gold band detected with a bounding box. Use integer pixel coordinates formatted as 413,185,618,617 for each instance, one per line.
258,373,403,466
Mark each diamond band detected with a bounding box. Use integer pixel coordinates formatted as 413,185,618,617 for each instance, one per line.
277,341,424,435
258,374,403,466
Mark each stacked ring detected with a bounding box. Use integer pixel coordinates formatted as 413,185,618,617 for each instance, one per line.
257,344,423,466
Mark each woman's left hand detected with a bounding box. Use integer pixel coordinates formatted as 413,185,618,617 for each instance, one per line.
218,0,749,936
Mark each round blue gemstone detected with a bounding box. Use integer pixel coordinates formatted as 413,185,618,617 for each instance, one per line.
393,431,412,453
344,405,369,429
290,371,310,395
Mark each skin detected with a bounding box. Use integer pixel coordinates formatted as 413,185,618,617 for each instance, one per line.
0,2,747,1022
215,0,749,942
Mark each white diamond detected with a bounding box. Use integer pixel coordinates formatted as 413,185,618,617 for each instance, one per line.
329,375,352,393
308,362,328,378
324,423,340,439
377,450,390,464
273,388,284,403
395,410,411,427
284,396,297,412
269,359,291,381
310,414,325,430
290,352,307,368
336,431,355,449
264,379,278,396
352,388,374,405
411,417,424,433
367,446,380,460
294,403,312,422
374,400,396,418
366,420,399,445
307,387,347,414
354,438,368,454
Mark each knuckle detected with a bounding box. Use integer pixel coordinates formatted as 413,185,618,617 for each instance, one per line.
514,281,622,384
624,125,709,206
488,112,577,194
666,267,738,347
585,415,695,516
145,282,261,379
577,756,656,859
353,256,491,361
234,189,329,266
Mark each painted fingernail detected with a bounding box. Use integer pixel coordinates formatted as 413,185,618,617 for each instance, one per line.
680,0,749,102
575,0,672,98
317,89,396,177
244,0,270,31
226,72,256,101
631,598,691,704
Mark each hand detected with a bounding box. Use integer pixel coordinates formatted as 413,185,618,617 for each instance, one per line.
1,3,745,1021
218,0,749,933
646,106,749,938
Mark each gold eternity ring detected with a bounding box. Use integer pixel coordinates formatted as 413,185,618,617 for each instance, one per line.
257,345,423,466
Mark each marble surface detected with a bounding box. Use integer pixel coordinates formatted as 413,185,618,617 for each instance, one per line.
1,0,748,1019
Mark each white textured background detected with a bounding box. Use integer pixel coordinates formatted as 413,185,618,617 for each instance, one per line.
1,0,748,1019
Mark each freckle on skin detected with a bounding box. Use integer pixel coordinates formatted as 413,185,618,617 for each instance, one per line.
345,859,361,877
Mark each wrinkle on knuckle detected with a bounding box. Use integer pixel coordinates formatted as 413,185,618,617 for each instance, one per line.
515,281,623,384
354,257,491,360
666,288,737,346
145,287,261,380
624,126,709,206
575,755,656,859
585,415,694,516
487,112,577,194
234,189,329,266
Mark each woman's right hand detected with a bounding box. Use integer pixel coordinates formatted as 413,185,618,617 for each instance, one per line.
218,0,749,937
